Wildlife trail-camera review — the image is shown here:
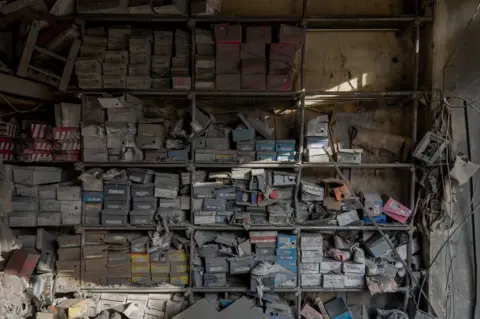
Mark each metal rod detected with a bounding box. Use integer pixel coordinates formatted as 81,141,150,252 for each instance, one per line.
82,162,190,168
81,287,187,293
404,229,414,310
301,163,414,169
77,14,189,22
76,225,188,231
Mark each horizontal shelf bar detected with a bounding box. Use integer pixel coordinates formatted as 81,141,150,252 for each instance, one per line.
195,90,299,98
195,225,296,231
298,225,413,231
194,15,300,23
305,90,424,99
195,162,298,168
78,14,188,22
305,15,432,30
70,89,190,96
301,163,413,169
81,162,190,168
81,287,187,293
191,287,296,293
76,225,189,231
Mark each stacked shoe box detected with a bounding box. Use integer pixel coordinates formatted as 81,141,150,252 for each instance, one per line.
103,49,129,89
0,120,18,160
195,29,215,90
58,185,82,225
128,29,152,89
300,233,323,287
152,0,187,14
232,126,255,162
150,246,170,284
58,236,82,288
83,236,109,287
53,102,81,161
102,180,131,225
11,183,40,227
152,30,173,89
169,249,189,286
267,24,305,91
37,184,61,226
76,33,105,89
203,252,228,287
131,238,151,285
105,26,131,88
17,123,54,162
155,173,186,225
82,123,108,162
105,233,131,285
250,231,277,290
172,30,191,89
136,123,166,159
297,180,324,221
106,122,137,162
82,174,104,225
55,235,82,292
129,169,156,225
241,27,270,90
215,24,242,90
255,139,296,162
275,233,297,288
191,0,221,14
304,115,330,163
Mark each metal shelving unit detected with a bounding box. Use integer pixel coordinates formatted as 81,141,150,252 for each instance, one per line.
38,0,431,315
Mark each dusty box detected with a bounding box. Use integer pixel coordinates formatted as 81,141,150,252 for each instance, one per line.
301,250,323,263
37,212,61,226
83,148,108,162
343,274,365,288
103,75,126,88
269,59,293,75
172,77,191,90
83,245,109,260
131,184,154,197
170,272,189,286
270,43,297,60
216,58,240,74
102,210,128,225
13,167,62,186
214,24,242,43
278,24,305,44
130,210,154,225
194,211,216,224
57,235,81,248
12,197,38,212
301,234,323,250
171,261,189,273
15,185,39,198
275,271,297,287
9,211,37,227
60,200,81,217
83,202,103,216
241,74,266,90
323,274,345,288
150,262,170,274
57,186,81,201
57,247,81,261
205,257,228,273
229,255,254,274
241,59,266,74
320,258,342,274
267,74,292,91
342,262,365,275
82,179,103,192
301,274,322,287
136,136,163,150
204,272,227,287
104,181,130,196
103,62,128,76
300,263,320,274
132,198,157,210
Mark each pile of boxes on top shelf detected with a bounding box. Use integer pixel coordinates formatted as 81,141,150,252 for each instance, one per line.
196,23,305,91
8,166,84,227
80,230,189,288
193,111,296,163
297,176,414,226
75,26,191,90
80,168,190,226
303,114,364,164
81,93,190,162
193,168,296,226
76,0,219,15
192,231,298,291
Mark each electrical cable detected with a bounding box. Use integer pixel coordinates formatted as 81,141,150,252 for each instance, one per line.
322,147,436,311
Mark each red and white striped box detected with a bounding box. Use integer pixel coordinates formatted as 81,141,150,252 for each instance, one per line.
30,124,51,139
53,127,80,140
33,139,53,151
0,151,14,160
0,122,19,138
0,138,15,151
54,139,80,151
20,150,53,162
54,151,80,161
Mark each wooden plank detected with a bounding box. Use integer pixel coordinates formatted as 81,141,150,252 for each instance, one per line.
17,20,41,77
59,38,80,91
0,73,54,101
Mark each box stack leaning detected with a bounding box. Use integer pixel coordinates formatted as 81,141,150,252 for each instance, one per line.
195,28,215,89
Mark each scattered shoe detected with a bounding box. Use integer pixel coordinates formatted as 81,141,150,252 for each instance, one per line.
328,248,351,261
251,262,277,276
353,247,365,264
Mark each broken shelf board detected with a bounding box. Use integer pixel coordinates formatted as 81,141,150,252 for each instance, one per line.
81,162,190,168
304,16,433,30
75,225,189,232
68,89,190,96
0,73,55,101
78,14,188,22
301,163,414,169
81,287,187,293
195,162,298,169
305,90,425,100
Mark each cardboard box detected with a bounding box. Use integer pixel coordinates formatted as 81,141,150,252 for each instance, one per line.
4,250,40,280
246,26,271,43
241,74,266,90
13,167,62,186
214,24,241,43
241,59,266,74
267,74,292,91
57,186,81,201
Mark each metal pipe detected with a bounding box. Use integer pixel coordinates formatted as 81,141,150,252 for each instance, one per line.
82,162,190,168
301,163,414,169
81,287,187,293
404,229,414,310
